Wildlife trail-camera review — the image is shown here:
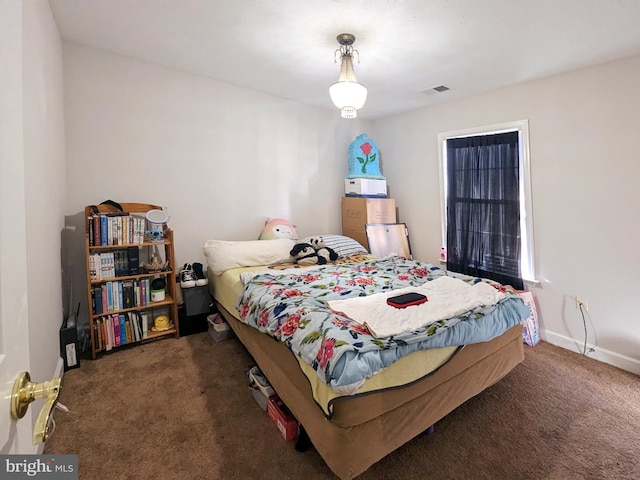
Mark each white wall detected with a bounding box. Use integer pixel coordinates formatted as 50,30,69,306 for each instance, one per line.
60,35,639,375
371,55,640,373
62,43,370,327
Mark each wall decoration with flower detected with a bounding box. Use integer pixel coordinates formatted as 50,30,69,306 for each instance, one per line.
347,133,385,179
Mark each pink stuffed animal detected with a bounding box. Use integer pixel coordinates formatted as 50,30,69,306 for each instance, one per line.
259,218,298,240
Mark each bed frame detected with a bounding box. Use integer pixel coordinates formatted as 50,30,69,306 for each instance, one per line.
215,301,524,479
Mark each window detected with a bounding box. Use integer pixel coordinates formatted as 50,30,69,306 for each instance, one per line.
438,120,535,287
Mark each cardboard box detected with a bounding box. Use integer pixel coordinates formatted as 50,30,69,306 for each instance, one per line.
341,197,396,249
341,197,396,231
267,395,299,441
344,178,387,197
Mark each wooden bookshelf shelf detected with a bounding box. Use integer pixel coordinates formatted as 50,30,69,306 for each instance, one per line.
84,202,180,359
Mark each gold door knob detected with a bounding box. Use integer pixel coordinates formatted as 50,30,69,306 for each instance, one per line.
10,371,63,444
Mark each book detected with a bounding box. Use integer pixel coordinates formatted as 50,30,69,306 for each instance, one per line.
121,249,130,276
144,278,151,305
140,279,147,306
89,254,97,281
131,312,140,342
88,216,94,246
100,215,108,246
119,314,127,345
117,281,123,311
101,285,107,313
106,282,113,312
123,216,129,246
100,254,107,280
127,246,139,275
140,311,150,339
113,314,122,347
93,254,101,281
95,318,102,350
134,280,140,307
125,313,134,343
94,286,103,315
91,287,96,313
122,281,134,309
126,312,134,342
107,217,114,245
111,281,117,311
116,216,122,245
135,216,144,244
105,316,113,351
108,252,116,278
112,250,120,277
92,215,100,246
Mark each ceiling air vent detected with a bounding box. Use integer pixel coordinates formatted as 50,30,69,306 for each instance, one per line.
432,85,450,92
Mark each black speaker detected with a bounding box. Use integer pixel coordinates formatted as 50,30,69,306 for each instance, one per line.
60,320,80,371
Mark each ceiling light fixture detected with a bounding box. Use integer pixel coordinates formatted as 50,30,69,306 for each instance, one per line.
329,33,367,119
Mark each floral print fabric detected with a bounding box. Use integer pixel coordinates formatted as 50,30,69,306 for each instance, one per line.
237,256,528,390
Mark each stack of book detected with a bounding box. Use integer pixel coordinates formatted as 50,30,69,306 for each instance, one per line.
88,247,140,281
87,212,147,247
93,311,150,351
91,278,152,315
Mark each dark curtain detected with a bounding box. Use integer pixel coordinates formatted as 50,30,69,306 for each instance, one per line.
446,131,523,290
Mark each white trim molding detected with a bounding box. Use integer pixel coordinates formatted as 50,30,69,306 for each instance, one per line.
437,120,537,283
542,329,640,376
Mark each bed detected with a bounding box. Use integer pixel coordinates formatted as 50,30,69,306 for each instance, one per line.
204,235,529,479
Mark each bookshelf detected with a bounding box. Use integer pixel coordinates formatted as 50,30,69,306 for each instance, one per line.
84,202,179,359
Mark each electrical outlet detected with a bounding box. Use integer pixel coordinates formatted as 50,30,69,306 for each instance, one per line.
576,296,588,312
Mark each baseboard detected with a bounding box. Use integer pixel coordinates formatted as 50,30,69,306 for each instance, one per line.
542,329,640,376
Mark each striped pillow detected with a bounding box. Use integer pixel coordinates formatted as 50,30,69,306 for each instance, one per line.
300,235,368,258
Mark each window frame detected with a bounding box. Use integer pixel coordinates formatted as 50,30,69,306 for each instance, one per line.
438,120,536,283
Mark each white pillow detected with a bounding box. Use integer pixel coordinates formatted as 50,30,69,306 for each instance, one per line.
299,235,368,257
203,238,295,275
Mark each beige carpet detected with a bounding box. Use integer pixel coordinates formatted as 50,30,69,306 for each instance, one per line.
45,332,640,479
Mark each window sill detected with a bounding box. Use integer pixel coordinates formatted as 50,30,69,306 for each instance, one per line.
438,260,541,288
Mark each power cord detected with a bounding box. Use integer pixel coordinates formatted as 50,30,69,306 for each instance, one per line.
578,302,588,355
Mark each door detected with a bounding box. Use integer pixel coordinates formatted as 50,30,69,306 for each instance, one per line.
0,0,35,453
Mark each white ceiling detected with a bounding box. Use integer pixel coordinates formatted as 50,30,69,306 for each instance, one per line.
48,0,640,119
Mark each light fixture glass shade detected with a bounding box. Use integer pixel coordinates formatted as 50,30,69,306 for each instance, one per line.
330,47,367,119
329,81,367,118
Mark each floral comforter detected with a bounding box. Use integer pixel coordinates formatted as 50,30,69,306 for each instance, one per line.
237,256,529,392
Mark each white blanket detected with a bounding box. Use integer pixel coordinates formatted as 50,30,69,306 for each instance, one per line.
327,276,506,338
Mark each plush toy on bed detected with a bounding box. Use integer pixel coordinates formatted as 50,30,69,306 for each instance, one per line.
259,218,298,240
290,236,338,265
307,236,338,263
290,242,322,265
